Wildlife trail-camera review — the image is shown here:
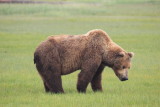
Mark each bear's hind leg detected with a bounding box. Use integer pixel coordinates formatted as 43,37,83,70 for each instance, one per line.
44,82,50,92
91,64,105,92
45,71,64,93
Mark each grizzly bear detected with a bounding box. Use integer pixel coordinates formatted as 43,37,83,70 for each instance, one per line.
34,29,134,93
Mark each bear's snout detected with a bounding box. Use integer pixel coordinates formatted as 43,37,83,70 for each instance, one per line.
113,69,129,82
120,77,128,81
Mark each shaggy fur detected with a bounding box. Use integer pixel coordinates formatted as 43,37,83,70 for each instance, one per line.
34,29,134,93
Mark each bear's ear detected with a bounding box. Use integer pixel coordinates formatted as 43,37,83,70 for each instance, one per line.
128,52,134,58
117,51,125,57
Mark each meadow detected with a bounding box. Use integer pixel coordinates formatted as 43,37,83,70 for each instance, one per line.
0,1,160,107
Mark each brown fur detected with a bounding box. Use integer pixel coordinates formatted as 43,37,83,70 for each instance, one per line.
34,29,134,93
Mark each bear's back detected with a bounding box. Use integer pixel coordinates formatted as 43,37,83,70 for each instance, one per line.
35,29,111,75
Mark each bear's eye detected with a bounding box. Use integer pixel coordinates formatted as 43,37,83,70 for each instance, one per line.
122,66,126,69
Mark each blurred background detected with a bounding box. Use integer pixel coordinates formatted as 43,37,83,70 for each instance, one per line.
0,0,160,107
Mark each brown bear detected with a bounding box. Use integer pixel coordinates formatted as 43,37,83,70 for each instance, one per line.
34,29,134,93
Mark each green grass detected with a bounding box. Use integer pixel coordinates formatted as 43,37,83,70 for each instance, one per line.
0,1,160,107
16,0,160,3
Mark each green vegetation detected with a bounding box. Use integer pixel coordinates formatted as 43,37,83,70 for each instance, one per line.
0,1,160,107
19,0,160,3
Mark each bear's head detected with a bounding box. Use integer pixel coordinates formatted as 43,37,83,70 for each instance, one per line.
112,51,134,81
102,45,134,81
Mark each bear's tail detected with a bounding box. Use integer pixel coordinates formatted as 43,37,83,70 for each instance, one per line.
34,52,39,64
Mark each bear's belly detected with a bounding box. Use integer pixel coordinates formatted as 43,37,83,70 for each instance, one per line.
60,53,82,75
61,66,80,75
61,60,81,75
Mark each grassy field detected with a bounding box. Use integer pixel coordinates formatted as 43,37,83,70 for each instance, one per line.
6,0,160,3
0,1,160,107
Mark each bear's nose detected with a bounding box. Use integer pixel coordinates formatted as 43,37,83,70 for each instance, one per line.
121,77,128,81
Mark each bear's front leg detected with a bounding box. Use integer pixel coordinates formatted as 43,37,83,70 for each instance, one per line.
77,63,100,93
91,64,105,92
77,72,93,93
